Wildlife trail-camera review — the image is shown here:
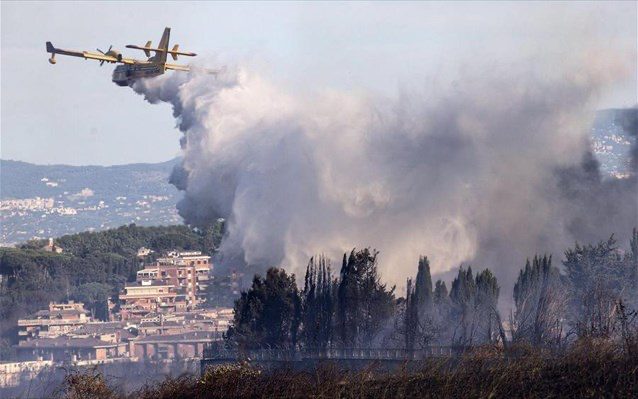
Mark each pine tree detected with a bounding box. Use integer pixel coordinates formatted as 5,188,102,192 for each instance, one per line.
449,266,502,345
335,248,395,347
404,278,417,351
433,280,448,304
414,256,433,311
226,268,301,349
475,269,500,343
301,255,334,350
511,254,565,346
564,235,629,338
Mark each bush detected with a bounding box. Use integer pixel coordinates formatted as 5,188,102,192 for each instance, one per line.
56,343,638,398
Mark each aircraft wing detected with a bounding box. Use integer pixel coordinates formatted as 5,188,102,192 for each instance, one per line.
46,42,135,65
82,51,136,65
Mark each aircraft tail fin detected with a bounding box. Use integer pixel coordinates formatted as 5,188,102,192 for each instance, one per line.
46,41,55,53
171,45,179,61
154,27,170,64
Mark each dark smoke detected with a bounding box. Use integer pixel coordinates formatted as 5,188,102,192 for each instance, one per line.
560,108,638,243
131,61,636,298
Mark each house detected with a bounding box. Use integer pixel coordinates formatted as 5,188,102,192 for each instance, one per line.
15,337,127,362
67,321,136,344
42,238,63,253
131,331,221,360
17,302,90,341
136,247,153,258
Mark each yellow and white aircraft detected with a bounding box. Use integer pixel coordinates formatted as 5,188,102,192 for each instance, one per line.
46,27,196,86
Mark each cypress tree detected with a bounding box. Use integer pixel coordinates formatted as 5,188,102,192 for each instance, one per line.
414,256,433,311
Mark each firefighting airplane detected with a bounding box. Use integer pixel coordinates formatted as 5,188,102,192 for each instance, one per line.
46,27,196,86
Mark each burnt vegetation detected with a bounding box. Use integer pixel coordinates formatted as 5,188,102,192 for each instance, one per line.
54,229,638,398
59,341,638,398
21,227,638,398
221,229,638,355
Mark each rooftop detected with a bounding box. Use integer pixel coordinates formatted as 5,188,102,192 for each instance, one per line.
17,337,117,349
70,322,126,335
125,280,174,288
134,330,219,344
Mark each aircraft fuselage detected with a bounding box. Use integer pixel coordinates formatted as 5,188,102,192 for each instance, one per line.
112,64,164,86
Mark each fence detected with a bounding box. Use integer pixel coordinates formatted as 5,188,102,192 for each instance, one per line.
202,345,466,362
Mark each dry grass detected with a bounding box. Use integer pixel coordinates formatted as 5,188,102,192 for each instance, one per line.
56,342,638,399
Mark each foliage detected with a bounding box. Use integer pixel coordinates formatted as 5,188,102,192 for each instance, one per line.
405,256,436,350
71,282,113,321
0,224,213,343
227,248,396,351
563,235,635,338
336,248,396,347
226,268,301,349
300,255,334,349
448,266,501,346
511,255,566,346
61,342,638,398
55,367,116,399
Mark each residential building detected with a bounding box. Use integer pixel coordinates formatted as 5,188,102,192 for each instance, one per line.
0,360,54,388
15,337,127,362
133,250,212,307
42,238,63,253
131,331,220,360
136,247,153,258
119,280,188,320
135,309,233,336
17,302,90,341
67,321,135,344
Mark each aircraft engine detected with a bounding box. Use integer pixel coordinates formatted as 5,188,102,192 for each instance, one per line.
107,51,122,62
97,45,122,64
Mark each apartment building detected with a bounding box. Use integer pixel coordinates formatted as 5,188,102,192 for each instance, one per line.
133,251,212,306
15,337,126,362
119,280,188,320
17,302,90,341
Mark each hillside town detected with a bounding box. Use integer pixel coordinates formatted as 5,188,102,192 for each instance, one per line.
1,249,239,389
0,158,182,246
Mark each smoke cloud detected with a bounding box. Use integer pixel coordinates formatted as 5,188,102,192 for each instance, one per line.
131,55,636,295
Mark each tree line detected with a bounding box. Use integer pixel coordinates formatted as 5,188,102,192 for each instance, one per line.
226,229,638,351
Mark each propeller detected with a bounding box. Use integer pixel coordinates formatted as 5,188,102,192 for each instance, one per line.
96,45,113,66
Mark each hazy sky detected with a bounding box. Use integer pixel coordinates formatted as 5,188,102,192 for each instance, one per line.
1,1,636,166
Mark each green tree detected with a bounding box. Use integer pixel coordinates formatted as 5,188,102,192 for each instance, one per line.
449,266,502,345
301,255,334,349
414,256,433,312
226,268,301,349
336,248,395,347
72,282,112,321
433,280,448,304
405,256,437,349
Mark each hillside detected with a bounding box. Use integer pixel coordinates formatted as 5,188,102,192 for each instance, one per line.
0,224,221,350
0,158,182,245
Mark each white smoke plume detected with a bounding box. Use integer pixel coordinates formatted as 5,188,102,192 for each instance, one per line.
132,56,636,294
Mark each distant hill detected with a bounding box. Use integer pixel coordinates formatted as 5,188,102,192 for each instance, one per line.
0,158,180,199
0,158,183,245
